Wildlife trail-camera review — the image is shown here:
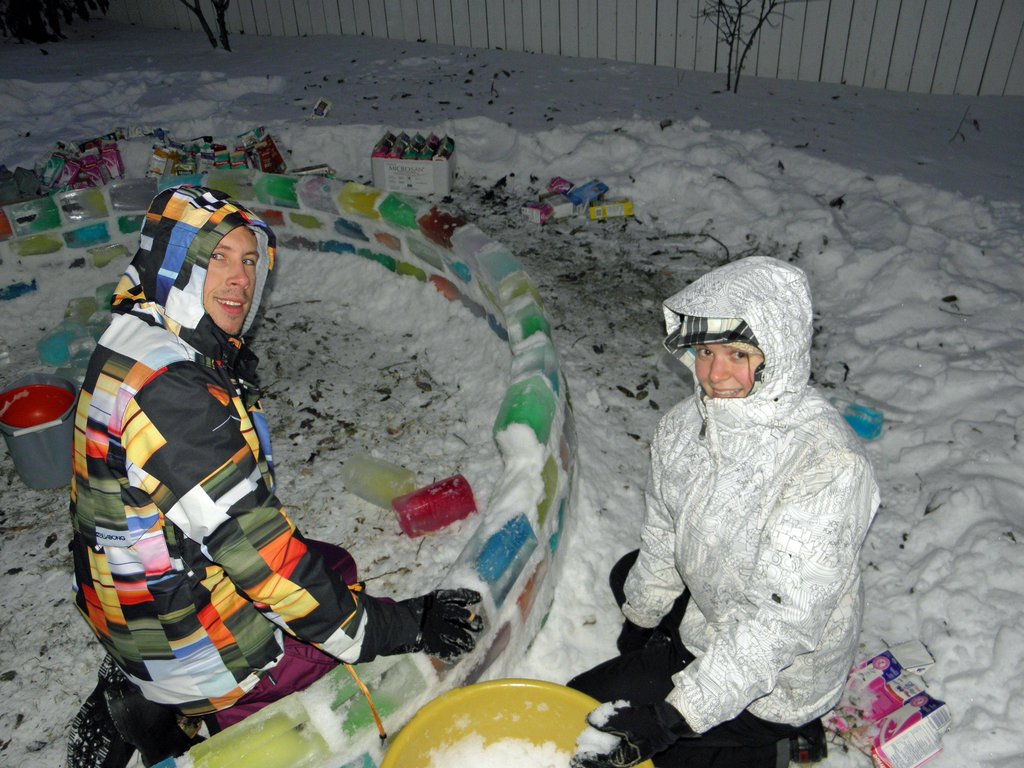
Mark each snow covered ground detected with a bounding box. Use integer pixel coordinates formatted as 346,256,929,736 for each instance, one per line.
1,18,1022,768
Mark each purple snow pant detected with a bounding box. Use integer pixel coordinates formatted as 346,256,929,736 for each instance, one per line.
214,539,358,731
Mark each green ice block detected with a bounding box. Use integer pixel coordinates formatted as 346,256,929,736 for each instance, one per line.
493,375,557,445
537,454,559,528
253,173,299,208
378,192,423,230
288,212,323,229
13,233,62,256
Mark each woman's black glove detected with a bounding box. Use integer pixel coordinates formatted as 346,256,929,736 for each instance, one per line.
616,620,672,655
571,700,694,768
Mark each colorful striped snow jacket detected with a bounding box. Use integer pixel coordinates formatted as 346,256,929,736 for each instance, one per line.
69,186,371,715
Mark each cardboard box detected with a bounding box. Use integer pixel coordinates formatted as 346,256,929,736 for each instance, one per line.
371,154,455,196
829,641,950,768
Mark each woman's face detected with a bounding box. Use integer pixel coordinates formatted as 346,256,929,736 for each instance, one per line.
693,343,764,398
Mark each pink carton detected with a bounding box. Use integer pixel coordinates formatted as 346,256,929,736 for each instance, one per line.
829,641,950,768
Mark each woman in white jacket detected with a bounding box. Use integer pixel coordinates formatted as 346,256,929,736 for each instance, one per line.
570,256,879,768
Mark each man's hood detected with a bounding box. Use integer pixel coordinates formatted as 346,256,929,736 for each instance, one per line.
662,256,813,402
113,185,276,339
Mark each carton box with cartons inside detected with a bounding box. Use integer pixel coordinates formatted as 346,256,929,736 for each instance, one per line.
829,641,951,768
371,132,455,196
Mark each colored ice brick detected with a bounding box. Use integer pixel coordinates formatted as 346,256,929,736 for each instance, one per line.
339,655,428,738
498,270,544,307
117,214,144,234
204,169,254,202
507,296,551,345
88,243,129,268
6,196,61,235
511,338,560,395
357,248,396,272
65,296,98,324
288,212,322,229
188,697,329,768
537,454,559,528
36,320,88,366
476,246,521,285
63,222,110,248
319,239,355,255
0,278,37,301
486,312,509,341
476,515,538,604
406,236,444,270
95,281,118,308
448,259,472,283
109,177,157,211
374,231,401,252
56,187,108,221
450,223,494,260
334,217,369,242
157,173,204,192
395,260,427,281
493,376,557,444
296,175,340,214
378,192,424,229
417,207,464,248
338,182,381,219
253,173,299,208
340,452,416,509
13,233,62,256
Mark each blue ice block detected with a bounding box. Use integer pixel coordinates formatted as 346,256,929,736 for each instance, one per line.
36,320,88,366
476,514,538,604
63,222,111,248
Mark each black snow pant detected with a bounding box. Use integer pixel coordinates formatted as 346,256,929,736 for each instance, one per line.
567,550,823,768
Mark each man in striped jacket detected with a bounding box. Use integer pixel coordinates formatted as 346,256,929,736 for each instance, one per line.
67,186,481,767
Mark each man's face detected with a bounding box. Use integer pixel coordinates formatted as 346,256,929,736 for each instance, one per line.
203,226,258,336
693,343,764,398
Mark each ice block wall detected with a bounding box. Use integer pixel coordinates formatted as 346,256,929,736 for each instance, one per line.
0,170,578,768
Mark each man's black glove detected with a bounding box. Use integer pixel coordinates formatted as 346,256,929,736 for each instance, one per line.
571,700,694,768
414,588,484,660
358,588,483,663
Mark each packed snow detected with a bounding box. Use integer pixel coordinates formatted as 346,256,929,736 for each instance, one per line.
1,17,1022,768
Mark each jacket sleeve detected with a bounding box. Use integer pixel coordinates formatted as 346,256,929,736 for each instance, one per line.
666,450,878,732
123,363,371,663
622,410,689,628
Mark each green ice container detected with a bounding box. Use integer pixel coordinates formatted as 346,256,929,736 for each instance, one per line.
395,260,427,282
204,169,255,202
537,454,559,528
253,173,299,208
378,192,424,230
6,196,61,236
340,452,417,509
493,375,557,445
56,187,109,221
509,298,551,344
189,700,329,768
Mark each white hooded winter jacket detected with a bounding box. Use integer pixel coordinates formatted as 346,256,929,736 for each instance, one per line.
622,256,879,733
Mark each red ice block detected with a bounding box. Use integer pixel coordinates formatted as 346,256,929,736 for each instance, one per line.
391,474,477,537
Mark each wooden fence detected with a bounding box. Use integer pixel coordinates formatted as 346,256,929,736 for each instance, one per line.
104,0,1024,96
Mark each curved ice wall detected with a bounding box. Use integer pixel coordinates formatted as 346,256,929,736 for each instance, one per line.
0,171,578,768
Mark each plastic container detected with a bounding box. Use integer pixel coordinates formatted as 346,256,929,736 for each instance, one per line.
391,474,478,537
0,373,77,488
340,452,417,509
830,397,884,440
380,679,654,768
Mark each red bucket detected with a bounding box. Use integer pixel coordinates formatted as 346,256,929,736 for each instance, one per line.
0,384,76,429
0,374,77,489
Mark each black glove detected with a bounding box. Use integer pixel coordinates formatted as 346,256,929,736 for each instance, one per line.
616,620,671,655
571,700,694,768
413,588,484,660
358,588,483,663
